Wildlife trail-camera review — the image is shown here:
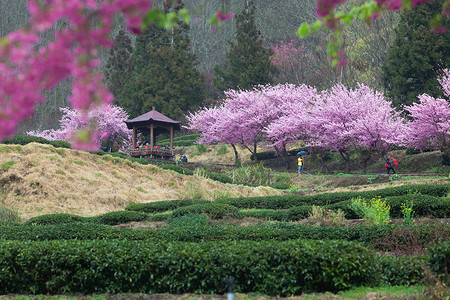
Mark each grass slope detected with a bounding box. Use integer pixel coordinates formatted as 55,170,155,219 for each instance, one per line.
0,143,281,219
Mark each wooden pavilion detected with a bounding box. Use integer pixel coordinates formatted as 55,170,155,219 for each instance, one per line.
125,108,181,159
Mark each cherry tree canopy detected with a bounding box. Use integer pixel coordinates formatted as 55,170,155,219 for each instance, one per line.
27,104,131,150
404,69,450,153
303,84,406,156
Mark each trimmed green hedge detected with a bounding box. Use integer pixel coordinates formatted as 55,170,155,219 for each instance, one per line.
172,203,239,219
0,239,379,295
2,223,447,247
25,211,151,226
250,148,308,161
158,134,200,147
428,240,450,281
1,135,71,148
25,213,87,226
93,211,150,225
377,255,425,286
126,199,210,213
216,184,450,209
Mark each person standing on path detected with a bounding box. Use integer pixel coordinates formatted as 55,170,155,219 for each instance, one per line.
385,158,396,174
298,156,304,174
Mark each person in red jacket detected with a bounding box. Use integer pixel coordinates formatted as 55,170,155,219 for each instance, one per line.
385,158,396,174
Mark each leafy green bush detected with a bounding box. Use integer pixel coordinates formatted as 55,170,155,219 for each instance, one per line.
172,203,239,219
159,164,194,175
93,211,150,225
239,209,289,221
167,213,209,227
250,148,308,161
25,213,86,225
1,135,70,148
216,184,450,209
158,134,200,147
377,255,425,286
48,140,71,149
0,239,379,295
2,222,446,250
428,240,450,281
126,199,209,213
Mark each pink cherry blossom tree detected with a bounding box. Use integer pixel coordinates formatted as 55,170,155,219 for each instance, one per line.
27,104,131,151
303,83,406,170
404,69,450,153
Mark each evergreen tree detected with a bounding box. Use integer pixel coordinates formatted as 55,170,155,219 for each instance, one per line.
214,0,278,91
120,0,205,120
382,0,450,108
104,29,133,104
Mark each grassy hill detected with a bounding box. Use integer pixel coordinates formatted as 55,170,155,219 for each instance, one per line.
0,143,281,219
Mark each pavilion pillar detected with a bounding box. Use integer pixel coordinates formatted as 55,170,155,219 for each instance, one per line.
132,127,137,148
150,124,154,149
170,126,174,150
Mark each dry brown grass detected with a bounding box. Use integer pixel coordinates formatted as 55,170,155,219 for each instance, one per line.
0,143,281,219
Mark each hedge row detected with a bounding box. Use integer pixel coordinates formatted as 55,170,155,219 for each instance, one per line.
250,148,308,161
2,222,448,247
25,211,151,226
428,240,450,281
158,134,200,147
126,199,210,213
1,135,71,148
216,184,450,209
0,239,387,294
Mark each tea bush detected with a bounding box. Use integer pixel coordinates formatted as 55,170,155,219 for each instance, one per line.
216,184,450,209
428,240,450,281
25,213,86,225
126,199,210,213
1,223,447,247
0,239,379,295
1,135,70,148
93,211,150,225
377,255,425,286
171,203,239,219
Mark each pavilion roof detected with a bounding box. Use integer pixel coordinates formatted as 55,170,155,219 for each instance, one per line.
125,108,181,127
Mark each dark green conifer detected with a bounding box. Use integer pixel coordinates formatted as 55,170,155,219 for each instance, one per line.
214,0,278,91
104,29,133,104
382,0,450,107
120,0,205,120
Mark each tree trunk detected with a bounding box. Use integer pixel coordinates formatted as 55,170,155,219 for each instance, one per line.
231,144,240,166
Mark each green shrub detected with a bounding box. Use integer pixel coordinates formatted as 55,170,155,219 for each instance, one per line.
250,148,308,161
159,164,194,175
0,239,379,295
428,240,450,281
93,211,150,225
239,209,289,221
377,255,425,286
172,203,239,219
48,140,71,149
167,213,209,227
126,199,209,213
216,184,450,209
1,135,70,148
25,213,86,225
271,183,290,190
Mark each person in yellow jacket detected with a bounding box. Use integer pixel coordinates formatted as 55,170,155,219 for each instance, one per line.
298,156,304,174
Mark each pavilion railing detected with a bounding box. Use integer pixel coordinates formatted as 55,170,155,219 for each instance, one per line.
128,148,175,158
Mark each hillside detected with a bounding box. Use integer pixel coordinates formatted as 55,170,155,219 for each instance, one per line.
0,143,281,219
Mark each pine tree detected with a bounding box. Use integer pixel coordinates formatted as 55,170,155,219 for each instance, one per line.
120,0,205,120
214,0,278,91
104,29,133,104
382,0,450,108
